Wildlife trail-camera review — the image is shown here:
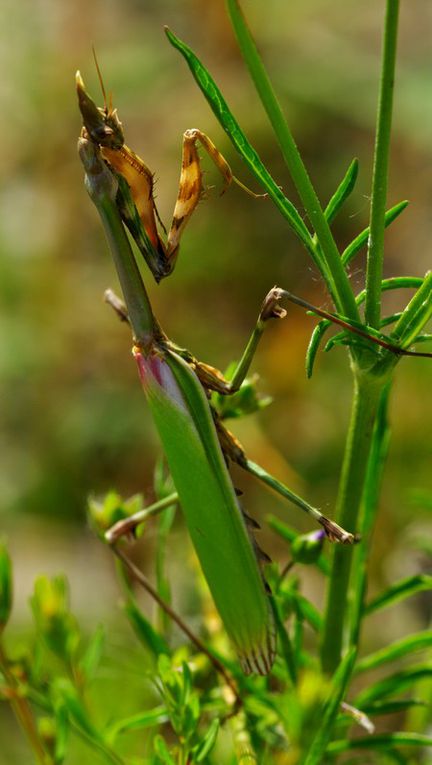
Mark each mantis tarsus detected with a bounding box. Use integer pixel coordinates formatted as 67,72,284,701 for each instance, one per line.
78,68,424,675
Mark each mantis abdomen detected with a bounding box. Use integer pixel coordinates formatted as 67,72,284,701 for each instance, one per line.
134,345,276,675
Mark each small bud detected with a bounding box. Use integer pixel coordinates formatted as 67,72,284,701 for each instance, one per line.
291,530,325,564
213,369,272,420
0,540,12,631
260,287,287,322
37,717,56,756
30,576,79,661
88,490,143,537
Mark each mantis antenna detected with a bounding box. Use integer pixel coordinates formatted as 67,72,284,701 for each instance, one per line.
92,45,111,112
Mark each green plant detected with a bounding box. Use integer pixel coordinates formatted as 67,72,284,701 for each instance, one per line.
2,1,432,763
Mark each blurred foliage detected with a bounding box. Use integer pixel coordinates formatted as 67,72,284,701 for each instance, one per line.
1,0,432,762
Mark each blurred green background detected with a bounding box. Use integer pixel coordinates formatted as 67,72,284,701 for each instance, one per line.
1,0,432,759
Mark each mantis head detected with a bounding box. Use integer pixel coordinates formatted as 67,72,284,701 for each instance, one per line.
76,70,124,151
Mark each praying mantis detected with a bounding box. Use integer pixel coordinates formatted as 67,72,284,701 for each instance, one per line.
76,63,426,676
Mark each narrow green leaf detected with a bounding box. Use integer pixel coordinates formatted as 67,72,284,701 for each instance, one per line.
411,333,432,344
267,515,297,544
380,311,403,327
356,630,432,673
271,596,297,684
292,593,322,633
53,701,69,765
0,540,12,631
58,682,98,739
328,732,432,754
305,320,331,378
355,276,424,306
52,677,126,765
225,0,362,317
304,648,357,765
341,200,408,266
164,28,315,256
293,604,304,665
390,270,432,349
179,660,192,709
195,718,220,762
324,330,368,354
381,751,410,765
106,707,168,742
356,664,432,706
79,624,105,683
154,469,177,630
153,734,176,764
324,158,359,225
306,274,422,376
365,574,432,615
360,699,426,716
123,598,170,658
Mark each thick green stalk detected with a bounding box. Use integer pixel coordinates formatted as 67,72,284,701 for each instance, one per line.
321,372,384,673
226,0,359,320
364,0,400,327
349,385,391,649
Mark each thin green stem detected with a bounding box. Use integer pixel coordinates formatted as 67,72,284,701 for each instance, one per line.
113,545,242,710
364,0,400,327
226,0,359,321
321,374,384,673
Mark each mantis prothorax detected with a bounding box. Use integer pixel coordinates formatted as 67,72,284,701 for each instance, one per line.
76,71,372,676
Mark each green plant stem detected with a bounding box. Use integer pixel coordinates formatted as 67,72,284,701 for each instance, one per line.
226,0,359,320
364,0,400,327
349,384,391,649
0,645,51,765
320,373,384,673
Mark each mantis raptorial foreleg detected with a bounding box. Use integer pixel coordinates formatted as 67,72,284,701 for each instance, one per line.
165,128,264,267
77,73,264,282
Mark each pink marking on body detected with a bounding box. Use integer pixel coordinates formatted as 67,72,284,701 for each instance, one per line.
133,347,188,411
133,347,163,388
